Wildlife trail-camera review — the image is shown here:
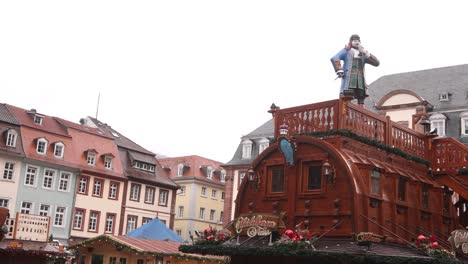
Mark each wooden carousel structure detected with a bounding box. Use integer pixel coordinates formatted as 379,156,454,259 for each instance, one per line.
181,96,468,264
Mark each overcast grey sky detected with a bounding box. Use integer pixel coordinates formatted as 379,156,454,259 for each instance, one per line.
1,1,467,163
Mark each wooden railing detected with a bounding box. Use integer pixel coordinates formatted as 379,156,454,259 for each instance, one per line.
274,99,339,138
274,97,428,159
432,138,468,175
342,103,388,144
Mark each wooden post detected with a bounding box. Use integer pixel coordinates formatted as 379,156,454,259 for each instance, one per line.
268,104,280,139
385,116,392,146
338,95,352,130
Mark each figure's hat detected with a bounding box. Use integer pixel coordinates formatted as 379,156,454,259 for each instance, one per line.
349,34,360,41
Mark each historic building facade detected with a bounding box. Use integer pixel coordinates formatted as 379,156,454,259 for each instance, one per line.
53,118,126,241
0,104,25,219
366,64,468,144
83,117,178,235
159,155,225,242
181,97,468,263
222,119,273,224
0,103,177,245
6,105,80,243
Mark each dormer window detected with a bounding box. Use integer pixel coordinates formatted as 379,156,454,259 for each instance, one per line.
87,153,96,165
241,139,253,159
104,156,113,169
461,112,468,136
206,166,213,180
101,153,114,169
133,161,155,172
6,129,17,147
53,142,64,158
27,109,44,125
177,164,184,177
258,138,270,154
85,150,98,166
36,138,48,154
34,115,43,125
439,92,451,102
220,170,226,183
429,113,447,137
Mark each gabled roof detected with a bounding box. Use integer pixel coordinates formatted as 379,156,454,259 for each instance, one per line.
68,234,223,262
366,64,468,111
158,155,225,183
224,119,274,166
126,218,184,242
83,117,178,186
69,234,182,254
54,117,113,139
86,116,155,155
120,149,178,188
0,104,19,125
5,104,70,137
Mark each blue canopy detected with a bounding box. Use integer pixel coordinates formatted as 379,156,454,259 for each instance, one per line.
126,218,184,242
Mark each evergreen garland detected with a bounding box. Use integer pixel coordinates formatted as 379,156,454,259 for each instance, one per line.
458,168,468,175
67,235,226,263
179,245,463,264
300,130,430,166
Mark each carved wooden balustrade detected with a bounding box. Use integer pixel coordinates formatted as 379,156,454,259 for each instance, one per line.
432,138,468,175
343,102,428,158
274,98,468,174
274,97,429,160
273,99,339,138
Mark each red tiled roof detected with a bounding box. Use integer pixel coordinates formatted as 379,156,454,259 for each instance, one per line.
119,150,178,187
54,118,113,139
125,167,178,188
0,104,19,124
6,104,69,137
87,117,155,155
158,155,225,183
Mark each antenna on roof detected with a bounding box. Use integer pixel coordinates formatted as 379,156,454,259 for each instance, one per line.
95,93,100,119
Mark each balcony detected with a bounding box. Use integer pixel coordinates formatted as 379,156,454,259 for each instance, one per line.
271,97,468,175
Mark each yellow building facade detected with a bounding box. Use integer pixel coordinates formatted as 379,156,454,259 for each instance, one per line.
159,155,226,242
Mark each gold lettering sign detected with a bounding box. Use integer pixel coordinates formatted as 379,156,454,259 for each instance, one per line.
227,213,286,237
449,229,468,253
8,241,23,248
355,232,386,243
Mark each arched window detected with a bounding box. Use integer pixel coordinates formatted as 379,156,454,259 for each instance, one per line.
460,112,468,136
6,129,17,147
